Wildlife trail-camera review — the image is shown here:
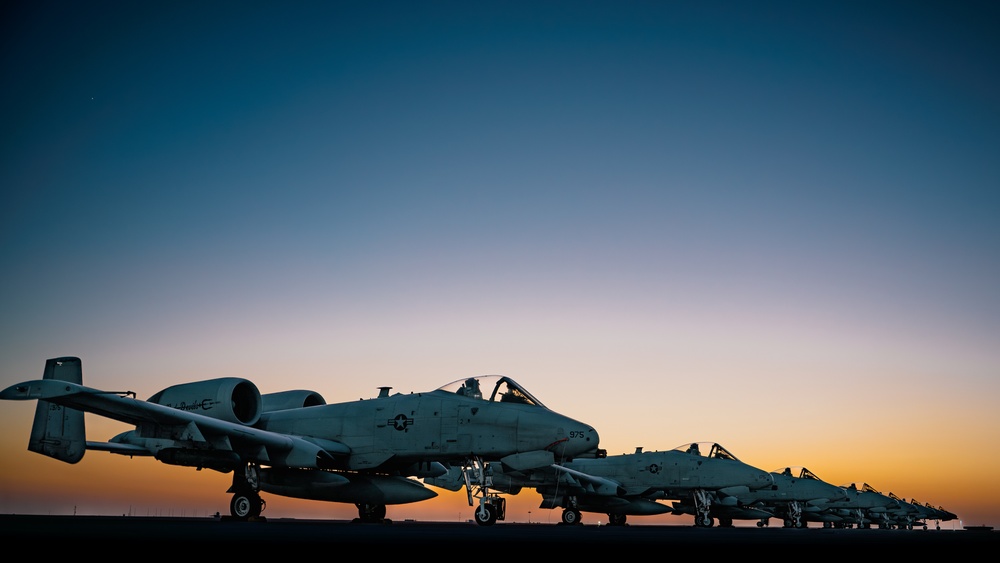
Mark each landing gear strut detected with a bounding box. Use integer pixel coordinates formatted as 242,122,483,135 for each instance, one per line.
782,501,803,528
692,489,714,527
460,457,506,526
228,462,265,521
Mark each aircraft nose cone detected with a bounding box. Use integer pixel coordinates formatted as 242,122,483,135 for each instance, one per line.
568,424,600,457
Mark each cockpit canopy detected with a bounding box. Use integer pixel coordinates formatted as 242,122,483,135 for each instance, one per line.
437,375,546,408
670,441,741,461
771,466,823,480
841,482,883,494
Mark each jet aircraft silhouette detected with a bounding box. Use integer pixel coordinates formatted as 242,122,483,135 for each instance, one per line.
1,357,602,525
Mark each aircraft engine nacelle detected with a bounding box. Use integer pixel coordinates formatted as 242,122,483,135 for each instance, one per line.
261,390,327,412
147,377,262,426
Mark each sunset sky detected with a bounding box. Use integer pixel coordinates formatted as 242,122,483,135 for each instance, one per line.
1,1,997,529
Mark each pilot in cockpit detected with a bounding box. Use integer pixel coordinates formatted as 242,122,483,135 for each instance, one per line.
686,443,701,456
457,377,482,400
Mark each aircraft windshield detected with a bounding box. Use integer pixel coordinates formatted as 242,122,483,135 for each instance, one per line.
437,375,546,408
671,442,741,461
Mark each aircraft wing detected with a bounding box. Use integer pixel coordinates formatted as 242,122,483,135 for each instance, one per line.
423,460,626,499
1,378,350,468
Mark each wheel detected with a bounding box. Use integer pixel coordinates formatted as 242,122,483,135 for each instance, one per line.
356,503,387,523
608,513,627,526
718,516,733,528
696,514,713,527
230,491,262,520
474,504,498,526
561,508,582,525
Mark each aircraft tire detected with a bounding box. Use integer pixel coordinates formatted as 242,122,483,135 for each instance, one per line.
230,491,262,521
356,503,387,523
474,504,498,526
608,513,627,526
562,509,582,525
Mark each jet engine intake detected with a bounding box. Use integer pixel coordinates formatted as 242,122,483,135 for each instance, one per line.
148,377,261,426
261,390,327,412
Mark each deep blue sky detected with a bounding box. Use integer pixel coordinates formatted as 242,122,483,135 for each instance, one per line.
2,1,998,526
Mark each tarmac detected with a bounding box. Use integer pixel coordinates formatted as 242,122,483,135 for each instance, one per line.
1,514,995,552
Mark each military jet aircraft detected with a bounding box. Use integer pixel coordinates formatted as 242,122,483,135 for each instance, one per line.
425,441,774,526
859,491,956,530
811,481,951,530
884,491,928,530
912,500,958,529
902,498,944,530
800,481,898,528
1,357,601,525
673,465,851,527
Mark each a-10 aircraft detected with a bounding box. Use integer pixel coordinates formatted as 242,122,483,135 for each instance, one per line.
806,482,902,529
809,482,955,530
672,465,850,527
0,357,601,525
910,499,958,530
425,441,774,526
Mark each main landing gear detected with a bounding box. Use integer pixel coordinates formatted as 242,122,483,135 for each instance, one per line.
355,502,388,524
607,513,627,526
229,463,266,521
561,507,582,525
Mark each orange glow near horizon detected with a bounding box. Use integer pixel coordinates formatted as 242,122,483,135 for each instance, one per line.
1,362,996,529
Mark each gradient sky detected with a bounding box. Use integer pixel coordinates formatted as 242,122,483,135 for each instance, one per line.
2,1,997,528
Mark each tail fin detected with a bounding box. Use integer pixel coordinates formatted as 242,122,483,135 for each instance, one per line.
28,357,86,463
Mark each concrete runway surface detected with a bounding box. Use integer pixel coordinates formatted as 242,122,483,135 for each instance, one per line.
1,514,994,552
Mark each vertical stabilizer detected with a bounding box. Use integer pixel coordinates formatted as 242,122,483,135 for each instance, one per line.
28,357,86,463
